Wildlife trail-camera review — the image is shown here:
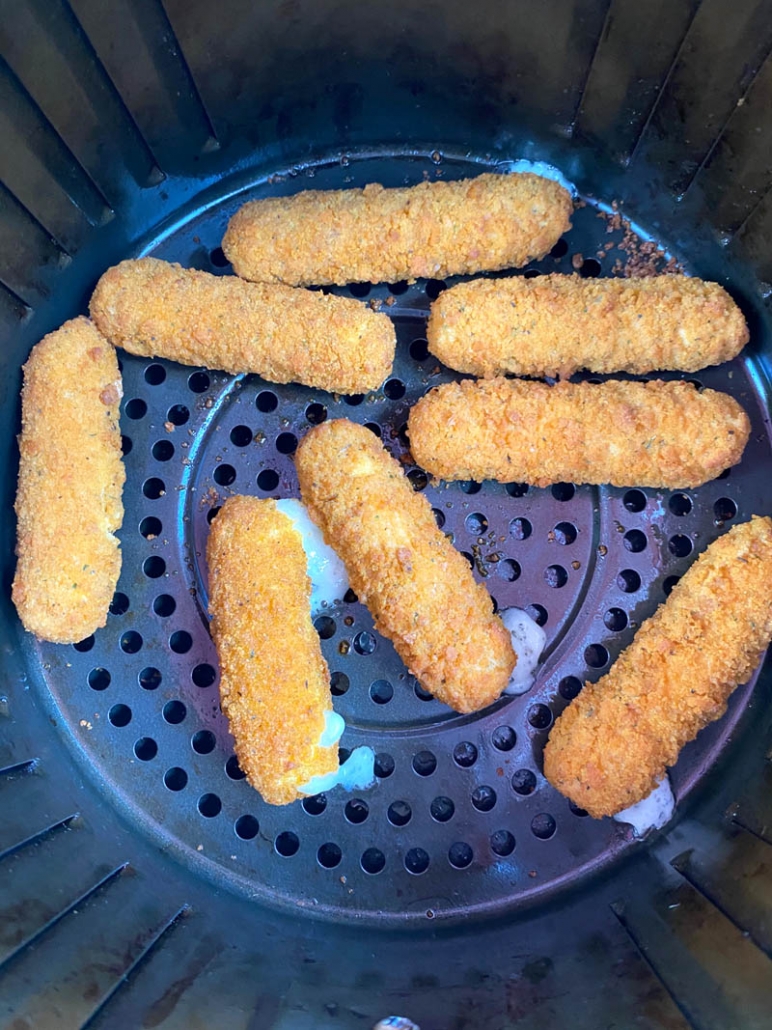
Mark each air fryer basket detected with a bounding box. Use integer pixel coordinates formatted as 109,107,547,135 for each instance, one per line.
2,2,772,1028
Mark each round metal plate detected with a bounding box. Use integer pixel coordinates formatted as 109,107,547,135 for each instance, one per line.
28,153,772,926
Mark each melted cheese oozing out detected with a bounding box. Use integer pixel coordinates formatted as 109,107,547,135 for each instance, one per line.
500,607,547,695
299,745,376,797
319,709,345,748
613,776,675,836
274,501,374,798
503,159,576,196
275,498,349,614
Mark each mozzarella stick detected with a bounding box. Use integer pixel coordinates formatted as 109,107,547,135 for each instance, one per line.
544,516,772,818
295,420,515,714
207,496,338,806
407,378,749,490
90,258,395,395
222,173,572,287
13,318,124,643
427,274,748,378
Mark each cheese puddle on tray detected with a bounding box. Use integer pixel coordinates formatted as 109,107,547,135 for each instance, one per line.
299,746,377,797
300,708,375,797
500,607,547,695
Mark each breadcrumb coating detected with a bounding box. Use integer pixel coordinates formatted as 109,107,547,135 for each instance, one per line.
90,258,395,395
543,516,772,818
295,419,515,714
13,318,124,643
222,173,572,287
207,496,337,806
427,274,749,378
407,378,749,490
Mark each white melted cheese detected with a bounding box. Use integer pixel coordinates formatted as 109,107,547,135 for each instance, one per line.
319,709,345,748
274,502,371,796
273,502,375,799
299,745,376,797
613,776,675,837
501,159,577,196
500,607,547,695
275,498,349,614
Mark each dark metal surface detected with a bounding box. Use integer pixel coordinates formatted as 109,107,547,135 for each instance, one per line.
1,1,772,1025
19,153,772,929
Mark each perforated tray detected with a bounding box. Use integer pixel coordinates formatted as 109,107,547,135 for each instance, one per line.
26,153,772,927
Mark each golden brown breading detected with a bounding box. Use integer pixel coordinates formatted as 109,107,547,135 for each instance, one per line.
544,516,772,818
407,378,749,490
295,419,515,714
207,496,337,806
13,318,124,644
222,173,572,287
427,274,749,378
90,258,396,395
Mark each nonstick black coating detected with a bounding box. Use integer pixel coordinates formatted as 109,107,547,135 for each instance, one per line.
26,151,772,928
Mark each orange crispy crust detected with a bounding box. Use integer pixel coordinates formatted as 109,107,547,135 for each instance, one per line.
427,274,749,378
543,516,772,818
12,318,124,643
90,258,395,395
222,173,572,287
207,496,337,806
295,420,515,714
407,378,749,490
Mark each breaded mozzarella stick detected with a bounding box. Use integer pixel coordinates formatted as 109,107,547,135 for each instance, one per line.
544,517,772,818
295,420,515,714
222,173,573,287
427,274,748,378
13,318,124,643
91,258,396,395
407,378,749,490
207,496,338,806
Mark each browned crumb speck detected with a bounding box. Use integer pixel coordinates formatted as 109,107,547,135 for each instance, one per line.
207,496,337,806
407,378,749,490
295,419,515,714
13,318,125,643
90,257,396,395
597,202,684,277
222,172,573,287
426,274,748,379
544,516,772,818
